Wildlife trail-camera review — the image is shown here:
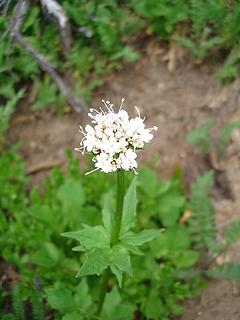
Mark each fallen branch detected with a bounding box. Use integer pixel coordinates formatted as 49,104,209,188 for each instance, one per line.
14,33,87,113
26,158,64,175
7,0,88,113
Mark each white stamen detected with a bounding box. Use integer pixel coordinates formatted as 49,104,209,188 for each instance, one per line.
135,106,141,117
119,98,125,112
85,167,100,175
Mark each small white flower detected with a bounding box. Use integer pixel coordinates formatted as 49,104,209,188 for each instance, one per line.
75,98,157,175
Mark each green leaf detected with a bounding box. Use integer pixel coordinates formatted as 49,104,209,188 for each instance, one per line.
102,287,135,320
157,194,185,227
111,245,132,276
74,278,92,311
150,226,191,258
62,313,83,320
220,119,240,155
61,225,110,251
110,265,123,287
139,166,159,197
143,290,166,319
102,286,121,317
172,250,199,268
102,190,115,232
45,287,75,314
57,179,85,211
120,229,161,247
79,248,110,277
31,242,60,267
120,177,137,234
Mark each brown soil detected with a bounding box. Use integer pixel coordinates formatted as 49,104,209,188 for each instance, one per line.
8,41,240,319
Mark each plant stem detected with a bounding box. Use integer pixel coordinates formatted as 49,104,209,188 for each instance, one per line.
96,170,125,317
96,268,111,317
111,170,125,245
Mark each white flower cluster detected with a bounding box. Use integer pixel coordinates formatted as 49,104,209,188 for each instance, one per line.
75,99,157,174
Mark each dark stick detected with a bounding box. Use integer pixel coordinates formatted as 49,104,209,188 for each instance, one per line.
6,0,88,113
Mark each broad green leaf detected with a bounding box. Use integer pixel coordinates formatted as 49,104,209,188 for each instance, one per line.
60,258,79,272
31,242,60,267
102,190,115,232
110,265,123,287
57,179,85,211
45,287,75,314
111,245,132,276
120,177,137,235
79,248,110,277
172,250,199,268
102,286,121,317
143,291,166,319
101,287,135,320
61,225,110,251
78,205,100,226
157,194,185,227
150,226,190,258
74,278,92,311
112,304,136,320
120,229,161,247
139,166,158,197
62,312,83,320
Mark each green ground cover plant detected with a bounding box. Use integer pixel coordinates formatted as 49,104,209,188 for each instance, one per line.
0,148,204,320
2,0,240,115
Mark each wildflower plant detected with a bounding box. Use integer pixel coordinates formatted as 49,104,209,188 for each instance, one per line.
62,99,159,317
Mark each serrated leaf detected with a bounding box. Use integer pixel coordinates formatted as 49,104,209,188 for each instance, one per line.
61,225,110,251
120,177,137,234
110,265,123,287
220,119,240,155
120,229,161,247
79,248,110,277
102,190,115,232
111,245,132,276
187,118,214,154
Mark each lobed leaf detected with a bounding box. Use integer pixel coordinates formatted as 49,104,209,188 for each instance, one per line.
61,225,110,251
120,177,137,235
79,247,111,277
120,229,161,247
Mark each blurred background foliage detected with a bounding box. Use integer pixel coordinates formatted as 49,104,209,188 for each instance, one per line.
1,0,240,114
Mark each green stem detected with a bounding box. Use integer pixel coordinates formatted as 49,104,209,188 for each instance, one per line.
111,170,125,245
96,170,125,317
96,268,111,317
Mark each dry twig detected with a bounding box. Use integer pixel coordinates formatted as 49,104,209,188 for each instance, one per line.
3,0,88,113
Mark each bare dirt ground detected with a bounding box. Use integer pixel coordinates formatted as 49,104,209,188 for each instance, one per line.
8,42,240,319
